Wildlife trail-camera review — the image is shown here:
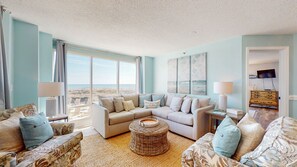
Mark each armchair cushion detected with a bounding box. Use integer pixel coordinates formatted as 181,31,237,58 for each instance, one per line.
0,112,25,152
50,122,75,136
182,133,246,167
16,131,83,166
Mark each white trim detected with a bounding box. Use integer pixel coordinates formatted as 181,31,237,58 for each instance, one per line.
245,46,290,117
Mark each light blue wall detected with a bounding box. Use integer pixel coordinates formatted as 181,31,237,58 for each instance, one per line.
154,37,243,109
13,19,39,107
38,32,53,112
143,56,154,93
242,35,296,117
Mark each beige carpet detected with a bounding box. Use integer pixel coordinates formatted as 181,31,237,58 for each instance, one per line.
74,130,194,167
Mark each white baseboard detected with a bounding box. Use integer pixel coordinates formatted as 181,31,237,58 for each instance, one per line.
289,95,297,100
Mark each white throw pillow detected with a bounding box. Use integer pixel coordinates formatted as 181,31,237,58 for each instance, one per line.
181,97,192,114
232,113,265,161
191,98,200,113
144,100,160,109
170,97,183,112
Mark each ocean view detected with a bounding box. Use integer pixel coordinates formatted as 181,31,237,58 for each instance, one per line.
68,84,136,90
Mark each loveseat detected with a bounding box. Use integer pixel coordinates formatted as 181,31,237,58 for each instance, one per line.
0,104,83,167
181,116,297,167
92,94,214,140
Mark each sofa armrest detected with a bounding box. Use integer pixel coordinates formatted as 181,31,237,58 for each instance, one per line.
92,104,110,138
192,105,214,139
0,152,16,167
182,133,246,167
50,122,75,136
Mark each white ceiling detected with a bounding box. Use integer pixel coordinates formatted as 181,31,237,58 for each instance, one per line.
249,50,279,65
1,0,297,56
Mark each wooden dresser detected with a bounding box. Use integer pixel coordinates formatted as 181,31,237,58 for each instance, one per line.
249,90,278,109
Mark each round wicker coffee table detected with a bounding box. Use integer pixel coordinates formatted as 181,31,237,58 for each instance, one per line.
129,118,169,156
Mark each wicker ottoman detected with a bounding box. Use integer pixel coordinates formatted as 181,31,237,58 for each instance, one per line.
129,119,169,156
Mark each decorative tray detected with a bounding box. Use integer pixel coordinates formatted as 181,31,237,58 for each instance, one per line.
139,118,159,128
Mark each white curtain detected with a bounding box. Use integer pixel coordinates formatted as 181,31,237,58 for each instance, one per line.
0,6,11,109
136,56,143,94
54,40,67,114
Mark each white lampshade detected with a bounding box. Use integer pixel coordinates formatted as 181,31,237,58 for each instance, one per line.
213,82,233,94
38,82,65,97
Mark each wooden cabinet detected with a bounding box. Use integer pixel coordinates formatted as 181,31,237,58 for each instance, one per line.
249,90,278,109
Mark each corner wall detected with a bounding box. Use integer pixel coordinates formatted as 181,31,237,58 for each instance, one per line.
154,37,243,108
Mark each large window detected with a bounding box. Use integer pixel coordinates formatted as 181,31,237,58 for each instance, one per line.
66,52,137,129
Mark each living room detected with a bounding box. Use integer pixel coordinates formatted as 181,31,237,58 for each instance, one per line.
1,1,297,167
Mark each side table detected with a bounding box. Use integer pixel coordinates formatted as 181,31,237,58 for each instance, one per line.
48,114,69,122
206,110,244,133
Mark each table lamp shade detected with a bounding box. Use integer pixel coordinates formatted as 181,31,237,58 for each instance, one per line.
38,82,65,97
213,82,233,94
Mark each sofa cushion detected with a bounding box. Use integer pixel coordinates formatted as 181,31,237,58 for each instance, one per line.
212,116,241,158
0,112,25,152
152,106,173,119
144,100,160,109
123,100,135,111
170,97,183,112
19,112,54,150
113,97,124,112
152,94,165,106
181,97,192,114
232,113,265,161
16,131,83,166
109,111,134,125
129,108,152,119
122,94,139,107
99,97,114,113
139,94,152,108
240,116,297,166
168,112,193,126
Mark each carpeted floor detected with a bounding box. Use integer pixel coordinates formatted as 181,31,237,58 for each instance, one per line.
74,128,194,167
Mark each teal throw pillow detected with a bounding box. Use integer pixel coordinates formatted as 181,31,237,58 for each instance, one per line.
212,115,241,158
19,112,54,150
152,94,165,106
139,94,152,108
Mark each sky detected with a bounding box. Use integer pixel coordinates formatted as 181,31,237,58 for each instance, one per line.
67,54,136,85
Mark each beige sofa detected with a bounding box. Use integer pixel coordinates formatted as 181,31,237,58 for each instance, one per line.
92,94,214,140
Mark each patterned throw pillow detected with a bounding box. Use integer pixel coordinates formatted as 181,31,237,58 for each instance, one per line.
170,97,183,112
123,100,135,111
240,116,297,166
113,97,124,112
181,97,192,114
232,113,265,161
139,94,152,108
144,100,160,109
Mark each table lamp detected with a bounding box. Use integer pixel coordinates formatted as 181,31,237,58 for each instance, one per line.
213,82,233,111
38,82,65,117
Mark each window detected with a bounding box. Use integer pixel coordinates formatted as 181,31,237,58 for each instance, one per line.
119,62,136,94
92,58,117,102
66,51,137,129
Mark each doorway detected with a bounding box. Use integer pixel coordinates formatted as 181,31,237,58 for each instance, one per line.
245,47,289,128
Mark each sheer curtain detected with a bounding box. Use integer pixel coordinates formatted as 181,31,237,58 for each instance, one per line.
0,6,11,109
54,40,67,114
136,56,143,94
